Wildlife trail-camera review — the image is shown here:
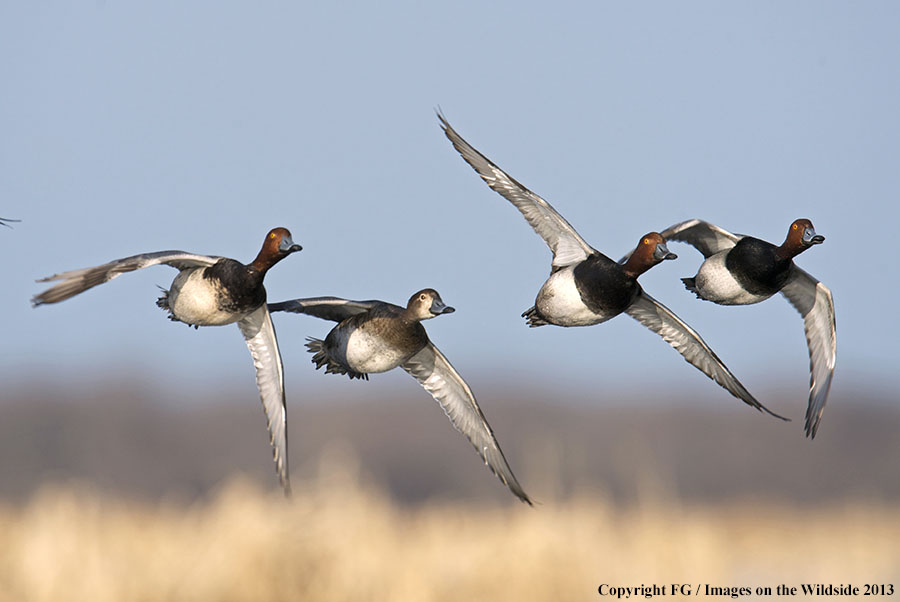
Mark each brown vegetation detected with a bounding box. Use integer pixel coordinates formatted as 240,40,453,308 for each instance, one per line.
0,473,897,602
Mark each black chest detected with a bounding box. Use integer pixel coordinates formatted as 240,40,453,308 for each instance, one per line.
204,259,266,313
573,255,640,315
725,238,792,295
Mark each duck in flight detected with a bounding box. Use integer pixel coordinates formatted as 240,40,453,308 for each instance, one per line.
635,218,835,438
439,113,785,421
268,289,532,504
32,228,302,494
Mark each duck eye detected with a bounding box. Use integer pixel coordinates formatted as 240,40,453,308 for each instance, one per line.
270,233,276,239
792,224,798,230
420,294,426,301
643,238,650,245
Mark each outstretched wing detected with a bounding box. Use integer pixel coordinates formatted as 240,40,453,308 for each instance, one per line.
268,297,380,322
32,251,220,306
780,266,836,438
619,219,743,264
238,305,291,496
402,342,532,505
439,112,596,268
625,290,787,420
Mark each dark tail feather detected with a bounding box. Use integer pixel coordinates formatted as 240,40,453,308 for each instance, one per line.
521,306,548,328
304,337,368,380
156,287,170,311
305,337,328,370
681,277,704,299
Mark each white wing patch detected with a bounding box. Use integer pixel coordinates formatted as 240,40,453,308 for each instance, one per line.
238,305,291,495
625,291,787,420
439,113,595,268
618,219,743,264
32,251,220,306
402,343,532,504
781,267,836,438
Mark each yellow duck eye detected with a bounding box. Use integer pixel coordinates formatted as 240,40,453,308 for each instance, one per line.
643,238,650,245
270,233,277,239
792,224,798,230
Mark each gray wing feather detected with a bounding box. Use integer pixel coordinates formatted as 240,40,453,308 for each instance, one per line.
268,297,380,322
238,305,291,496
32,251,220,306
402,343,532,505
619,219,743,264
439,113,595,268
625,291,787,420
780,267,836,438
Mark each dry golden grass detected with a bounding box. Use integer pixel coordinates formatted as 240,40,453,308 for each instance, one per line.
0,469,897,602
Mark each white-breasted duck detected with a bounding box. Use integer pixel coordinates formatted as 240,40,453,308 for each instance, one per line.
439,113,786,422
641,218,835,438
268,289,533,505
32,227,302,494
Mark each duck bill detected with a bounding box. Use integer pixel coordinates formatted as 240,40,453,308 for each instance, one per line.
802,228,824,245
430,299,455,315
653,242,677,261
279,235,303,254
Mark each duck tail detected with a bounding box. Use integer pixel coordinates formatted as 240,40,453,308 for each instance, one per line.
304,337,368,381
681,277,704,299
305,337,329,370
521,306,548,328
156,287,171,311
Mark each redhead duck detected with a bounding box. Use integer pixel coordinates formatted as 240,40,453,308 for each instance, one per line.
439,114,786,421
32,228,302,494
644,218,835,438
268,289,532,505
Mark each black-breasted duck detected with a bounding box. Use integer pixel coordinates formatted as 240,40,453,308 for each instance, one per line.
643,218,835,438
268,289,533,505
32,227,303,494
439,113,786,422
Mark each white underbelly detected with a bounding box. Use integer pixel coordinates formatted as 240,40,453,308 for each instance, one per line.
168,269,243,326
694,254,772,305
535,268,610,327
344,330,410,373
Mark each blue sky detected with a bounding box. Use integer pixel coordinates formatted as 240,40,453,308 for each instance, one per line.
1,2,897,419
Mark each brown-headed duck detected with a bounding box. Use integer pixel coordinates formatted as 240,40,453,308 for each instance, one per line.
640,218,835,438
268,289,532,505
439,113,786,422
32,227,302,494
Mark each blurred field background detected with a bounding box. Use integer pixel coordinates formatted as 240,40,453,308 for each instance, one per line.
1,381,898,601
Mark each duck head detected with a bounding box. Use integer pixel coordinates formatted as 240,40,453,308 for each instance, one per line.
623,232,677,278
778,218,824,259
406,288,455,321
250,227,303,273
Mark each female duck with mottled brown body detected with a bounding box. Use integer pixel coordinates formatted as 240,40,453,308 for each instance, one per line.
32,228,302,494
439,113,785,421
643,218,835,438
268,289,532,505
